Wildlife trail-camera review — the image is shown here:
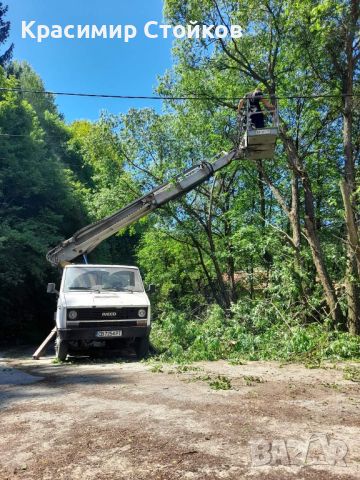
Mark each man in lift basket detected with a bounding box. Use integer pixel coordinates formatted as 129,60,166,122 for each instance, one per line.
237,88,275,129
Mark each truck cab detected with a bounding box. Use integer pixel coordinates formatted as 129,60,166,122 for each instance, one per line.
48,264,152,361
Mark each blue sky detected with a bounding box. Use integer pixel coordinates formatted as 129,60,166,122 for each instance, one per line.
7,0,173,122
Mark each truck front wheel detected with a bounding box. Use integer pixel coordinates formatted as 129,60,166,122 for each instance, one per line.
55,336,68,362
135,336,150,359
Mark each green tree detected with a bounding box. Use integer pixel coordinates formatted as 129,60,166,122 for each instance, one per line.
0,2,13,66
161,0,359,330
0,68,84,340
297,0,360,333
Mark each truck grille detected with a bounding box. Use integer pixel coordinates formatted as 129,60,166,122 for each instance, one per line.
66,307,147,321
74,321,138,328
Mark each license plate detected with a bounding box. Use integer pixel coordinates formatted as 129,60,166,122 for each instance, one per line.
254,129,268,135
96,330,122,338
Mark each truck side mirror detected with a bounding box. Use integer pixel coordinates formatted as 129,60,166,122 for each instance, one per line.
47,283,58,294
147,284,156,294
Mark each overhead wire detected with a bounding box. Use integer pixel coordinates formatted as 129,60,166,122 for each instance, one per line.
0,87,359,101
0,87,357,140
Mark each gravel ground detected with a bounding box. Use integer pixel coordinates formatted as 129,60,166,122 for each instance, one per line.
0,348,359,479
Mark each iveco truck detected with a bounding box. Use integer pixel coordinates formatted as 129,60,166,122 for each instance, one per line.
48,264,154,361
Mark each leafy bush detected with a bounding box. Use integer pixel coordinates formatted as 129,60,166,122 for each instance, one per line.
150,301,360,363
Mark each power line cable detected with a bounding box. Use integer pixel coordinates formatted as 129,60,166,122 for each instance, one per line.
0,87,359,101
0,87,356,140
0,133,29,137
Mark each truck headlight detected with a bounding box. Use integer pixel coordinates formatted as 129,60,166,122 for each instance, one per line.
138,309,147,318
68,310,78,320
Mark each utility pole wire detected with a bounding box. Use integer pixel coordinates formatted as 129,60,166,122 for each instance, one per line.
0,87,359,101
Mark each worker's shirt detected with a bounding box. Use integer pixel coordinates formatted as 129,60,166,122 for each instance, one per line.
247,91,263,112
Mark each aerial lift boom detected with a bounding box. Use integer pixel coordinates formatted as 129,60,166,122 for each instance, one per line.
47,99,279,267
47,150,239,266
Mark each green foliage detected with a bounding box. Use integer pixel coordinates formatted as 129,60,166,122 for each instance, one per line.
0,2,13,66
8,61,57,118
208,375,232,390
0,66,85,340
343,366,360,383
67,115,146,265
150,301,360,363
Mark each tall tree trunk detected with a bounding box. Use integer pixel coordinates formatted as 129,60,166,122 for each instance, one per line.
290,171,309,303
280,127,345,328
341,180,360,334
206,225,232,311
290,172,301,262
341,100,360,333
339,0,360,334
257,165,266,229
222,188,237,304
255,161,301,261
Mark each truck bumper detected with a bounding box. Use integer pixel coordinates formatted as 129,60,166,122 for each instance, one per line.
57,326,151,341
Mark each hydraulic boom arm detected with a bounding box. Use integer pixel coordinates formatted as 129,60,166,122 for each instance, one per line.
47,97,279,267
47,149,239,267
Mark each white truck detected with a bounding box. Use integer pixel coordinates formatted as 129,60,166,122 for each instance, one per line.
46,107,278,360
47,264,154,360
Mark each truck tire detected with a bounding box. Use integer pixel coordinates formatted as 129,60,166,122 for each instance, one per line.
55,337,68,362
135,336,150,359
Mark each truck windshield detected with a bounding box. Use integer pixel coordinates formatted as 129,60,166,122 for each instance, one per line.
63,267,144,293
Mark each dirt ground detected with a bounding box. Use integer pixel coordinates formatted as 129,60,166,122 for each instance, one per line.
0,348,359,480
